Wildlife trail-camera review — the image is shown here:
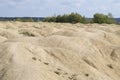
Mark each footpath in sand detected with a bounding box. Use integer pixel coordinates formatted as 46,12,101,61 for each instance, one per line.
0,22,120,80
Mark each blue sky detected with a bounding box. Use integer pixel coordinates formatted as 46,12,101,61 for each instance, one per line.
0,0,120,17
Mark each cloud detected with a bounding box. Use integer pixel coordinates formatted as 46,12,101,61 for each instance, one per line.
0,0,29,3
0,0,30,6
0,0,120,17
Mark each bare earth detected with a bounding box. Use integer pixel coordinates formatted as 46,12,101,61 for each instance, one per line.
0,22,120,80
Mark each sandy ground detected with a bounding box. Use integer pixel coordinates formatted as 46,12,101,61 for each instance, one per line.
0,22,120,80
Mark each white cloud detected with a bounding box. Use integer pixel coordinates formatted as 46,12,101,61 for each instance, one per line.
0,0,30,6
0,0,120,17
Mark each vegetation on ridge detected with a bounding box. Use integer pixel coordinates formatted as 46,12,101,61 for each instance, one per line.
44,12,116,24
93,13,116,24
45,13,87,24
0,13,117,24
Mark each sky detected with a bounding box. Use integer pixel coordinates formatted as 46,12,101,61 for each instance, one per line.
0,0,120,18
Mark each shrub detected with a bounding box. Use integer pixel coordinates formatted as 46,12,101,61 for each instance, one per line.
44,16,56,22
16,18,34,22
21,32,35,37
44,13,88,23
93,13,116,24
67,13,83,23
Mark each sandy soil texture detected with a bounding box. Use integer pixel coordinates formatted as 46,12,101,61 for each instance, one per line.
0,22,120,80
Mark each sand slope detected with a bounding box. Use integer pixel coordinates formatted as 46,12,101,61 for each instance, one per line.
0,22,120,80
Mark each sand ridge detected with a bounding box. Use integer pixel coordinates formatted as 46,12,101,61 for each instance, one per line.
0,22,120,80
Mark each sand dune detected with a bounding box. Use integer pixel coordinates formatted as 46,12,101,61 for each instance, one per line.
0,22,120,80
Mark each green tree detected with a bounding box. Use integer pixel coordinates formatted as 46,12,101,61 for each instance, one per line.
44,12,88,23
45,16,56,22
56,15,62,22
93,13,115,24
67,13,82,23
81,16,88,23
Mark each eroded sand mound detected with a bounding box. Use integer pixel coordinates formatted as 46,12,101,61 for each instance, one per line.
0,22,120,80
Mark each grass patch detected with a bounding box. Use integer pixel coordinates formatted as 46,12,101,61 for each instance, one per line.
85,74,89,77
21,32,35,37
54,71,60,75
107,64,113,69
32,57,37,60
44,62,49,65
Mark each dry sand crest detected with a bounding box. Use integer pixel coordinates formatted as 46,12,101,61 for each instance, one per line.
0,22,120,80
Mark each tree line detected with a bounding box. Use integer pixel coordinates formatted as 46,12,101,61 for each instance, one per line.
44,13,116,24
0,17,44,22
0,13,117,24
